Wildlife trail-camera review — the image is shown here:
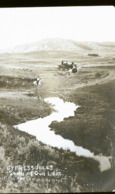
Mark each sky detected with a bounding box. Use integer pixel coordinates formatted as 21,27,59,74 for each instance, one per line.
0,6,115,50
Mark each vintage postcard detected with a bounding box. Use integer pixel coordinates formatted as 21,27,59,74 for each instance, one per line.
0,6,115,193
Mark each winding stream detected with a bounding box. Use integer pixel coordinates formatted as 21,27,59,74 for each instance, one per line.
14,97,111,172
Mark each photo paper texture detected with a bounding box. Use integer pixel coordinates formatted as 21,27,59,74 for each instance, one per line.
0,6,115,193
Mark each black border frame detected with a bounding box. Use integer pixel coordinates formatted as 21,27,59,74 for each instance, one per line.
0,1,114,194
0,0,115,7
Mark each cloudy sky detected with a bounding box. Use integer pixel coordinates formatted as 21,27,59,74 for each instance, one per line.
0,6,115,50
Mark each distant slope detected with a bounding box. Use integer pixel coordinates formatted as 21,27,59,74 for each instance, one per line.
0,38,115,54
8,38,86,53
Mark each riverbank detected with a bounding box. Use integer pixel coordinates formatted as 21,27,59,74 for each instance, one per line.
50,79,115,156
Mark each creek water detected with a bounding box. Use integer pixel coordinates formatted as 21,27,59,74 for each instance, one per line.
14,97,111,171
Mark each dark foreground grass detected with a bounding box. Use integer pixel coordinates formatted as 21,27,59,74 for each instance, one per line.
0,122,115,193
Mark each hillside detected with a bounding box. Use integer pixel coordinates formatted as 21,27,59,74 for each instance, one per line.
0,38,115,55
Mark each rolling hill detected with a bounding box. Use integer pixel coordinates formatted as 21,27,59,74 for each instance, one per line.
1,38,115,54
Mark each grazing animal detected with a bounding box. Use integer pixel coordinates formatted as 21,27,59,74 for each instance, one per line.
72,64,77,73
33,77,43,99
72,67,77,73
36,77,42,86
33,77,43,86
68,68,72,75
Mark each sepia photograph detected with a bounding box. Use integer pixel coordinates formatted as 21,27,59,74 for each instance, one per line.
0,6,115,193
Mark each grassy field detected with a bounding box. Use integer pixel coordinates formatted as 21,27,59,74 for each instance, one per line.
0,48,115,192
